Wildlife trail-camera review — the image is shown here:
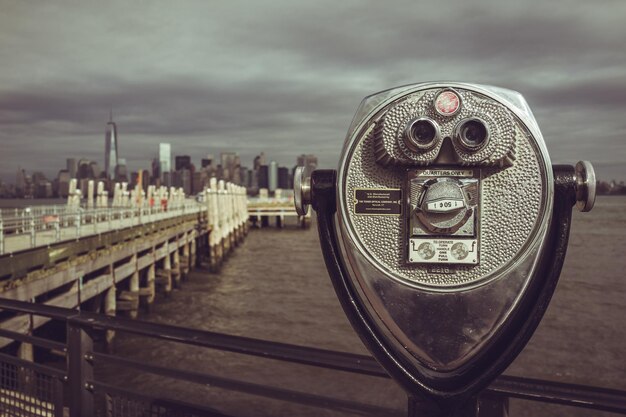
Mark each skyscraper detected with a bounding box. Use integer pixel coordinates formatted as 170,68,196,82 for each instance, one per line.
159,143,171,184
269,160,278,192
175,155,192,171
220,152,239,183
257,165,269,189
66,158,77,178
201,154,214,168
104,110,119,179
277,166,289,189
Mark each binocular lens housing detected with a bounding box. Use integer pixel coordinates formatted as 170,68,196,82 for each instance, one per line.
455,118,489,151
404,118,439,151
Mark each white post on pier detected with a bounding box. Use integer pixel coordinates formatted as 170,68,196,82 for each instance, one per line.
74,193,82,239
27,208,35,248
208,177,222,270
169,187,176,211
67,178,77,208
113,183,121,208
240,185,248,234
96,181,106,225
54,206,60,242
87,180,95,210
208,177,218,237
129,187,137,223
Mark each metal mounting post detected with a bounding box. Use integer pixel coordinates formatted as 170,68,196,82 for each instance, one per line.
67,321,94,417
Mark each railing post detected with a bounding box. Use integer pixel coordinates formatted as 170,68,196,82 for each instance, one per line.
30,212,36,248
67,321,94,417
75,210,81,239
54,206,61,243
0,214,4,255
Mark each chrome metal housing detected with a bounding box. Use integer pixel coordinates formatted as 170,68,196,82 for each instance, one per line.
334,82,554,373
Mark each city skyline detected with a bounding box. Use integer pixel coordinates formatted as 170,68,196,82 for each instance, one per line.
6,133,318,198
1,2,625,183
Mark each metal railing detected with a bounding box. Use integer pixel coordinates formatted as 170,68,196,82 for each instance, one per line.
0,297,624,417
0,202,204,255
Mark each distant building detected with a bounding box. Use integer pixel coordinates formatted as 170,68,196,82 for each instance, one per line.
258,165,269,189
66,158,77,178
32,171,47,185
115,158,128,183
104,111,119,179
57,170,71,198
32,171,52,198
163,171,171,188
192,171,205,194
15,166,26,196
201,155,214,168
253,152,266,171
151,158,161,183
269,161,278,192
90,161,101,179
180,169,192,195
159,143,171,183
246,169,254,191
141,169,150,191
175,155,192,171
240,167,250,188
77,159,96,179
277,166,289,189
220,152,239,183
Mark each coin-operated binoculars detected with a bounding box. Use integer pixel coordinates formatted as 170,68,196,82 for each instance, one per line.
294,83,596,416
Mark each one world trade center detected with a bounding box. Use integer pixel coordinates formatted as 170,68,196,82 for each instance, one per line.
104,110,119,179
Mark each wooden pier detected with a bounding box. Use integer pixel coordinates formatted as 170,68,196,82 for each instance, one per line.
0,179,249,355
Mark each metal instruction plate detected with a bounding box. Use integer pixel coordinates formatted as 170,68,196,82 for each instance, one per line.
354,189,402,216
408,238,479,265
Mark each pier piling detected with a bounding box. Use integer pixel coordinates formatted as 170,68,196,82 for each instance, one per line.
104,286,116,351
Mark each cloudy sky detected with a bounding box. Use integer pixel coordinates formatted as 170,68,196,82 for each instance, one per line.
1,0,625,183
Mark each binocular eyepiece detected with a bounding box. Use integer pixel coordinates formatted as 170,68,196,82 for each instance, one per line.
295,82,596,414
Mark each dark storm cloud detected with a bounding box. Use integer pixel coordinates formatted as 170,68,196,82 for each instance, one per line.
0,77,354,135
0,0,625,182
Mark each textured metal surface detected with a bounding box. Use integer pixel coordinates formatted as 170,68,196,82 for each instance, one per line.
373,89,516,166
342,86,546,288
